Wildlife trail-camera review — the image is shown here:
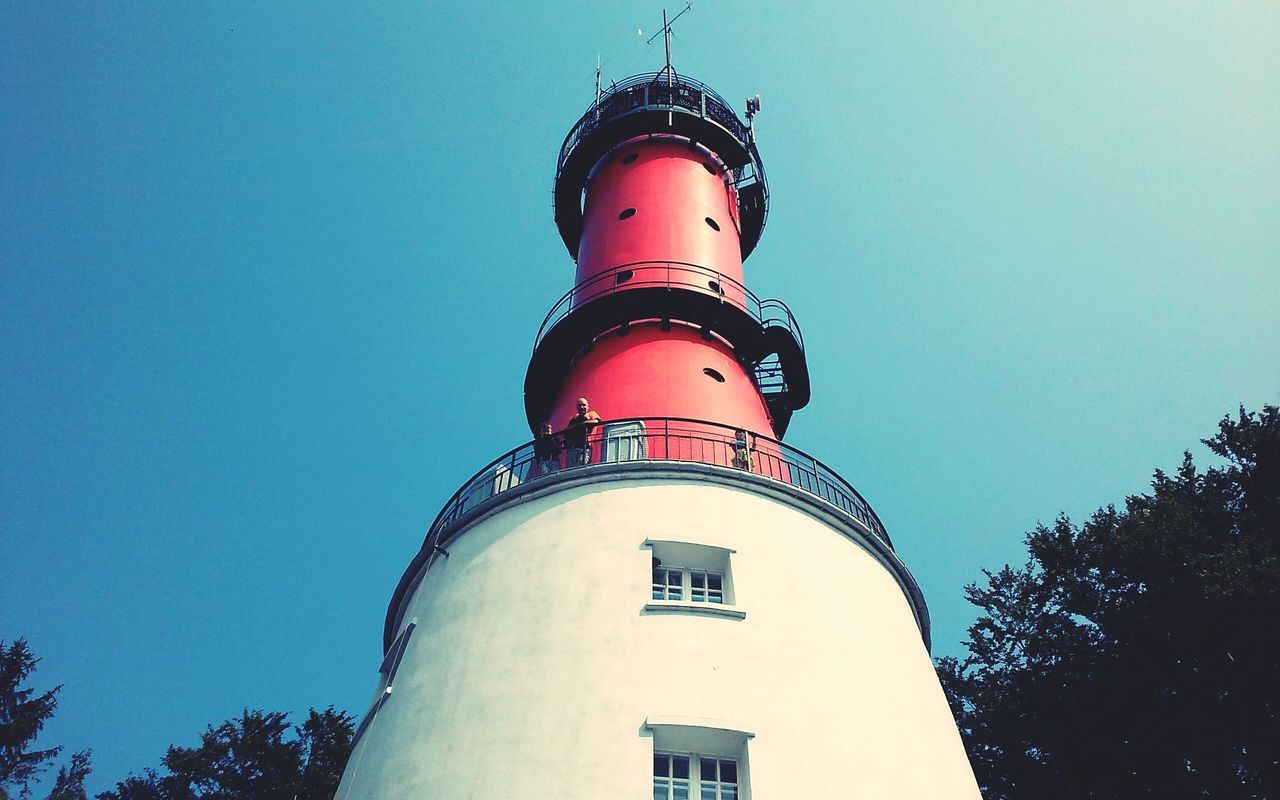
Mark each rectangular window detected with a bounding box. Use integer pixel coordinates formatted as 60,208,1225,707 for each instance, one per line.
689,570,724,604
352,622,416,747
653,566,685,600
654,567,725,603
647,540,739,616
654,752,738,800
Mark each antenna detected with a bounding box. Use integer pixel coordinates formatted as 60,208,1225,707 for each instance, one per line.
646,3,692,84
595,55,602,108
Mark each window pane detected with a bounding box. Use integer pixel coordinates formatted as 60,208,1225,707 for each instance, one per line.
720,760,737,783
708,574,722,590
700,786,717,800
673,784,690,800
654,783,668,800
722,787,737,800
691,572,706,588
673,755,690,779
654,754,669,777
668,570,683,586
700,758,716,780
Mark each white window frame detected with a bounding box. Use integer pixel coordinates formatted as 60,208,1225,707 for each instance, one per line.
352,621,416,747
648,716,753,800
645,539,744,620
651,566,725,604
653,751,740,799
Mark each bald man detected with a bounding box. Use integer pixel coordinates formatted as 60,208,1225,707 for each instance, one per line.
565,397,601,466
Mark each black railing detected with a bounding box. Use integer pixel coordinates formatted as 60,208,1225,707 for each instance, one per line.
557,72,766,198
560,73,751,174
419,417,891,555
533,261,804,353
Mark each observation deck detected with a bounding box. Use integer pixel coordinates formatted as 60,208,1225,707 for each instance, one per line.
523,261,809,436
555,72,769,261
384,417,929,652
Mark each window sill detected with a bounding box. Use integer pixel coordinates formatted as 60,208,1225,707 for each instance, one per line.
643,600,746,620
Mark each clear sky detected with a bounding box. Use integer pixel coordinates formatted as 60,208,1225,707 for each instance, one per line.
2,2,1277,794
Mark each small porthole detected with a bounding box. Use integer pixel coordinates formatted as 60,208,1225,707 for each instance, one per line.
619,208,636,220
702,162,717,174
621,152,639,164
705,217,721,231
707,280,725,295
615,270,634,285
703,368,726,383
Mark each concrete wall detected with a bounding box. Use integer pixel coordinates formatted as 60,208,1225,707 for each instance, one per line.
337,476,981,799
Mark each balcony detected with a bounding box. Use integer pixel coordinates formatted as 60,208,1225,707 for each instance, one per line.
523,262,810,435
534,261,802,352
425,416,888,551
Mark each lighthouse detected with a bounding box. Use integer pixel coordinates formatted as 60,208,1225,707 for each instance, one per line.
336,60,981,798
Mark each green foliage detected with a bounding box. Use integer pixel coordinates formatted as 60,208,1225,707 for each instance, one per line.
0,640,64,800
938,405,1280,799
45,752,92,800
96,707,354,800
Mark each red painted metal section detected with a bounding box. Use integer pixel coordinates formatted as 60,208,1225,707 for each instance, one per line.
547,132,778,435
546,323,772,435
577,139,744,287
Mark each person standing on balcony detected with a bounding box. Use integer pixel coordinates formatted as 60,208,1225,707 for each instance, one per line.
733,428,753,471
534,422,563,476
565,397,601,466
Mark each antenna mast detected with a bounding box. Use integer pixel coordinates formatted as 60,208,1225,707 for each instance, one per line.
646,3,692,85
594,55,602,108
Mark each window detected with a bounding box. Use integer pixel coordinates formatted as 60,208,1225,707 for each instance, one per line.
645,540,743,619
602,420,647,462
648,717,752,799
652,566,724,604
352,622,416,746
654,753,739,799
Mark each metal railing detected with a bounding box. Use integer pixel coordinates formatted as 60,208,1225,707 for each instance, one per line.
559,72,751,175
419,417,891,556
532,261,804,354
556,73,767,214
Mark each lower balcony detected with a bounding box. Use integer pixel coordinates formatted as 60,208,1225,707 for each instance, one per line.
430,416,889,551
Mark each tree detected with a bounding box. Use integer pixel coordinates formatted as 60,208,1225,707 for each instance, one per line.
97,707,354,800
938,405,1279,799
0,640,92,800
295,708,357,799
45,752,92,800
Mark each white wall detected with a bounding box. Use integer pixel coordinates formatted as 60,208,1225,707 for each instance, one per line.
337,476,981,799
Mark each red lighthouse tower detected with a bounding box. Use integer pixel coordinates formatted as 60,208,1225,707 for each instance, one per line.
526,65,807,439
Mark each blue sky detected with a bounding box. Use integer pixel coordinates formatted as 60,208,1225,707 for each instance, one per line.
2,2,1276,794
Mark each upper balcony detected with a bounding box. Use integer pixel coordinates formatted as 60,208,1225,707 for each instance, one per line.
554,72,769,262
522,261,809,436
383,416,928,652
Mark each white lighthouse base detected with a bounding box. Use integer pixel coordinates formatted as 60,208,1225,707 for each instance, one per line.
337,469,980,798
